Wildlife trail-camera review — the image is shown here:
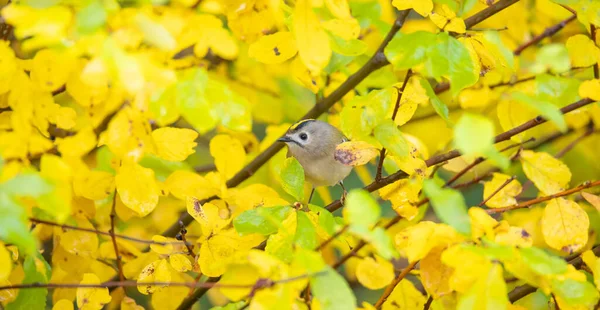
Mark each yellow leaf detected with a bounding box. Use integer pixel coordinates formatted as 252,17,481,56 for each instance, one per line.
99,107,153,161
0,244,11,282
199,232,241,277
429,4,465,33
322,18,361,40
445,18,466,33
150,270,192,310
186,197,230,235
483,173,522,208
0,41,18,95
210,134,246,180
164,170,219,201
151,127,198,161
59,218,98,258
582,192,600,211
150,235,174,255
441,244,492,293
578,79,600,101
325,0,352,19
469,207,498,241
169,253,192,272
121,296,144,310
291,56,323,93
293,0,331,74
248,32,298,64
395,221,463,262
219,263,260,301
115,161,160,217
495,226,533,248
356,256,395,290
541,198,589,254
420,246,454,298
56,126,97,158
123,252,159,279
53,299,74,310
382,279,426,309
392,0,433,17
76,273,112,310
379,178,422,220
137,259,172,295
30,48,74,92
582,250,600,290
566,34,600,68
459,86,493,109
73,170,115,201
334,141,379,166
520,150,571,195
389,77,427,126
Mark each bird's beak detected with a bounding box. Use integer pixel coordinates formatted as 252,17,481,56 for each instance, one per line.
277,136,293,143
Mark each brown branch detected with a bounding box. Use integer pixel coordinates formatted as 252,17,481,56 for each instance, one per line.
479,175,516,207
509,245,600,302
376,70,412,181
444,157,485,187
109,194,124,282
513,14,577,55
592,25,599,79
176,221,195,258
0,272,322,291
487,180,600,214
374,260,419,309
554,125,594,158
29,218,191,246
463,0,520,29
315,225,349,251
424,296,433,310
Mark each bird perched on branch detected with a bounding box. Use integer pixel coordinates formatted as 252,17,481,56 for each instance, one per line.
277,119,352,203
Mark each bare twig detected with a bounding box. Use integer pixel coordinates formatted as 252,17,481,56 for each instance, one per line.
315,225,349,251
109,194,124,282
374,260,419,309
176,221,195,258
478,175,516,207
29,218,191,246
487,180,600,214
513,14,577,55
376,71,412,181
593,25,599,79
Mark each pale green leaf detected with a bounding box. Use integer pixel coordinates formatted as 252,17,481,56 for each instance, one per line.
422,179,471,235
280,157,305,201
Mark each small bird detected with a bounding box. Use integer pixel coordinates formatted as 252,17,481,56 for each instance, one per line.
277,119,352,203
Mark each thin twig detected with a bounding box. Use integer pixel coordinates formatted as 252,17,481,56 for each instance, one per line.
29,218,191,246
592,25,599,79
177,220,195,258
109,193,124,282
478,176,516,207
513,14,577,55
315,225,349,251
0,272,323,291
444,157,485,187
374,260,419,309
487,180,600,214
554,126,594,158
376,71,412,181
424,296,433,310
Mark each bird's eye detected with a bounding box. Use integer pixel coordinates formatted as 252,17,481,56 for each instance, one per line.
299,133,308,140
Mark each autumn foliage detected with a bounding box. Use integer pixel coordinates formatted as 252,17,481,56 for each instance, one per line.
1,0,600,309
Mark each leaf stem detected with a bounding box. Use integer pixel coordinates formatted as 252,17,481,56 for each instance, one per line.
109,193,125,282
373,260,418,309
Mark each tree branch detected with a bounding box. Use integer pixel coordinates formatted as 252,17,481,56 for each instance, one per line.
109,194,124,282
29,218,190,246
376,70,412,181
592,25,599,79
487,180,600,214
513,14,577,55
374,260,419,309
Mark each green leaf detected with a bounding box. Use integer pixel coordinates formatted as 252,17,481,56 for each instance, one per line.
454,114,509,170
340,88,394,140
374,119,410,160
0,192,37,255
551,278,599,308
210,301,247,310
519,247,568,275
176,69,218,134
535,74,581,106
422,179,471,235
350,226,398,260
2,173,53,197
233,206,292,236
328,34,367,56
428,33,479,97
309,205,336,236
265,230,294,263
483,31,515,70
139,154,192,182
514,290,550,310
280,157,305,201
530,43,571,74
384,31,437,69
295,211,318,249
420,79,451,124
294,250,356,310
457,264,508,310
512,92,567,132
6,255,50,310
342,189,380,228
135,13,176,51
206,78,252,132
0,156,4,174
76,0,106,34
310,266,357,310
